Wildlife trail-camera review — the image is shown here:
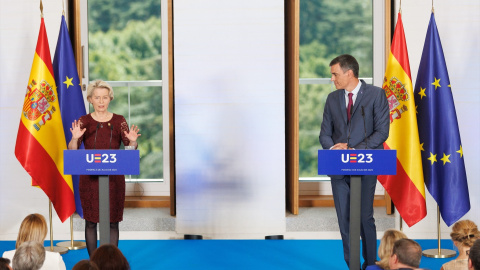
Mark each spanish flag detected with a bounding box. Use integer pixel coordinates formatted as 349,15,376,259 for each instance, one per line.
15,15,75,222
377,12,427,227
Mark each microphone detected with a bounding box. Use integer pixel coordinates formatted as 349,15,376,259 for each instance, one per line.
93,123,100,149
361,106,368,149
109,123,113,149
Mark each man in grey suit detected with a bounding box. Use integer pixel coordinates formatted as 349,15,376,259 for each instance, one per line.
320,54,389,269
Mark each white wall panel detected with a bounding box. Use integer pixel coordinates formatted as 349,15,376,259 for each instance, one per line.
173,0,285,237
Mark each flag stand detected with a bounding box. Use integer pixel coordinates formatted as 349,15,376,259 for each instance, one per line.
56,216,86,250
44,200,69,254
422,206,456,258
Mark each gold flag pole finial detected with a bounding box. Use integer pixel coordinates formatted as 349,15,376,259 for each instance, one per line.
62,0,65,16
40,0,43,17
399,0,402,14
432,0,435,13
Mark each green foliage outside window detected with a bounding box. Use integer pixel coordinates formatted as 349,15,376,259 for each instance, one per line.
299,0,373,177
88,0,162,180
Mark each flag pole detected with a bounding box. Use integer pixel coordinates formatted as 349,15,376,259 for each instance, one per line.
56,216,87,250
422,205,455,258
44,200,69,254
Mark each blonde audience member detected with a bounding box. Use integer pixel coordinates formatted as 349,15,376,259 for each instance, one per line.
2,214,66,270
441,220,480,270
12,241,45,270
366,229,408,270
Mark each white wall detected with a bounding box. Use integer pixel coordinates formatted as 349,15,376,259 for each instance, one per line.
0,1,74,240
394,1,480,238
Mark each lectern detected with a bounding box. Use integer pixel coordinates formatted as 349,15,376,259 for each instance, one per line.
318,149,396,270
64,150,140,246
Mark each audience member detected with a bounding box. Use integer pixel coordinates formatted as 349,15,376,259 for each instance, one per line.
441,220,479,270
12,241,45,270
469,239,480,270
90,244,130,270
388,239,422,270
0,258,13,270
72,260,99,270
366,229,408,270
2,214,66,270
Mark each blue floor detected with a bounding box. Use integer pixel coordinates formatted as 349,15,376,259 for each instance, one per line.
0,239,454,270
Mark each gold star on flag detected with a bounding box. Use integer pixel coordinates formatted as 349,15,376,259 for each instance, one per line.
457,145,463,158
427,152,437,165
432,77,441,90
420,143,424,151
64,76,74,88
418,87,427,99
441,153,451,165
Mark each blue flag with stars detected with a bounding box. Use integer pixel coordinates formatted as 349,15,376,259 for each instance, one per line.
414,13,470,226
53,15,87,218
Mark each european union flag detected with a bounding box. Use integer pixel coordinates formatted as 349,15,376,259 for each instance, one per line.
413,13,470,226
53,15,87,218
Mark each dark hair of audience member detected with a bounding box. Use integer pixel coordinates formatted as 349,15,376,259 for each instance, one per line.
392,238,422,268
12,241,46,270
470,239,480,270
72,260,99,270
0,257,12,270
90,244,130,270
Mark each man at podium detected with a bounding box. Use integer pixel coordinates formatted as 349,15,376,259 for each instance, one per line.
319,55,389,269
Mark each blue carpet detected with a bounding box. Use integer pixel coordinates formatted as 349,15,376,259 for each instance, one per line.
0,239,455,270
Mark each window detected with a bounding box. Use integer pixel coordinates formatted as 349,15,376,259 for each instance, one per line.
299,0,381,180
84,0,164,182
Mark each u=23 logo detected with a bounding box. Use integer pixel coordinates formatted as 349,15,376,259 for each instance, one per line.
86,153,117,164
341,153,373,163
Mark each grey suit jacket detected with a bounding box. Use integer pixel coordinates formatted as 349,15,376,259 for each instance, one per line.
319,80,390,177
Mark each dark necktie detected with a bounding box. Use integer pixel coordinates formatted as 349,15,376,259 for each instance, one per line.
347,92,353,122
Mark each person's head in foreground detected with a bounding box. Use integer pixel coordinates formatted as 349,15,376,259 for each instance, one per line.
90,244,130,270
376,229,408,269
389,238,422,270
12,241,45,270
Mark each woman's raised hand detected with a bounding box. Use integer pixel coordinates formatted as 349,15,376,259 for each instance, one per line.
124,124,141,142
70,120,86,139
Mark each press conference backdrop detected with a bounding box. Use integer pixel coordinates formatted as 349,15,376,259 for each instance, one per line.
173,0,286,236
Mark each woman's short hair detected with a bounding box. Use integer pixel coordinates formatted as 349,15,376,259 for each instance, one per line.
376,229,407,269
12,241,45,270
91,244,130,270
450,219,479,247
86,80,114,103
16,214,48,249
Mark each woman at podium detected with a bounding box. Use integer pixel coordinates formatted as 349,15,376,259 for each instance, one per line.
68,80,141,257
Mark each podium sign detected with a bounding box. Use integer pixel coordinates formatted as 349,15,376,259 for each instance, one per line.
318,149,396,270
64,150,140,175
318,149,396,175
64,150,139,246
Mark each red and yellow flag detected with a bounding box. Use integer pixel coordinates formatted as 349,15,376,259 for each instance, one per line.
377,13,427,227
15,17,75,222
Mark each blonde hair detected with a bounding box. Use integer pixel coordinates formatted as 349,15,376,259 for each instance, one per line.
86,80,114,103
377,229,408,269
15,214,48,249
450,220,479,248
